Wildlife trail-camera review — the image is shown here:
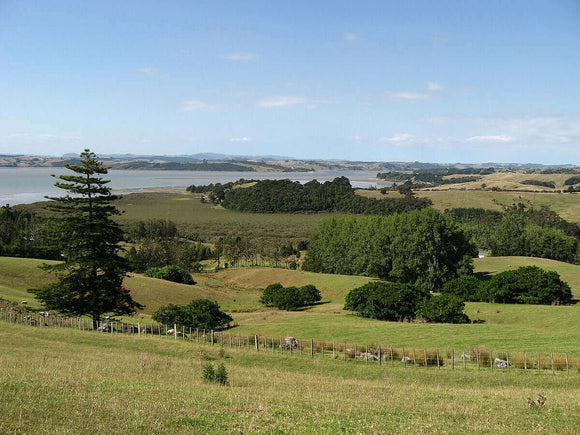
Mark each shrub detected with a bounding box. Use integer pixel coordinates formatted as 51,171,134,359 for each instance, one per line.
344,282,429,322
202,362,228,385
441,275,489,302
144,265,195,285
260,283,284,306
153,299,233,329
487,266,573,305
260,283,322,311
415,294,470,323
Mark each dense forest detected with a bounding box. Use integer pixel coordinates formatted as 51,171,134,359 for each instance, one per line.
219,177,432,214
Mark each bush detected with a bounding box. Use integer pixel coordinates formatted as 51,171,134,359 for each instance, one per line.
487,266,573,305
344,282,429,322
153,299,233,329
202,362,228,385
260,283,322,311
441,275,489,302
144,265,195,285
416,294,470,323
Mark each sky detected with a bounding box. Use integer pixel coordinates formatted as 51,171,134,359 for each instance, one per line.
0,0,579,164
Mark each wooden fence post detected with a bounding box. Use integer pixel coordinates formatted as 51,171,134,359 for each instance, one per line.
551,353,554,375
565,353,569,373
255,335,259,351
537,353,541,374
174,324,177,340
403,347,406,368
378,345,382,366
436,349,440,369
311,339,314,358
490,350,493,370
412,348,416,367
524,351,527,370
451,349,454,370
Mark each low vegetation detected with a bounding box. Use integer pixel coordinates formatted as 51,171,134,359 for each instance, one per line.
152,299,233,330
144,265,195,285
260,283,321,311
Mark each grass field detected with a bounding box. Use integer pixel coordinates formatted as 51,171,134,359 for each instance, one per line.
360,189,580,222
1,321,579,434
2,255,579,354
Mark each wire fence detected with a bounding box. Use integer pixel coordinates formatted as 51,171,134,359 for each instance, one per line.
1,305,578,374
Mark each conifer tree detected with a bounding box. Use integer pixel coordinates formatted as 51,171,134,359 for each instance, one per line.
30,149,142,328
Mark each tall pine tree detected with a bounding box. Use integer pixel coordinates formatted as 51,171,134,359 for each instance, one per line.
30,149,142,328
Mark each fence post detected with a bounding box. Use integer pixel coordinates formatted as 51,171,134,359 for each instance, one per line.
255,335,259,351
537,353,541,374
344,343,347,362
451,349,454,370
403,347,406,368
490,350,493,370
412,349,416,367
524,351,527,370
424,349,428,367
322,342,324,358
378,345,382,366
354,344,357,361
299,339,302,354
333,343,336,360
551,353,554,375
311,339,314,358
506,351,510,371
565,353,569,373
174,324,177,340
436,349,440,369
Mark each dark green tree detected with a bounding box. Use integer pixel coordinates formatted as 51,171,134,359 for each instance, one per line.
153,299,233,330
30,149,143,328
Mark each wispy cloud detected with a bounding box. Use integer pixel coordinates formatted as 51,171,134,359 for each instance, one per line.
136,67,157,74
257,96,308,107
347,135,363,143
379,133,417,144
179,100,215,111
343,32,359,41
229,137,251,142
219,52,257,61
427,82,444,91
467,135,516,143
387,92,430,100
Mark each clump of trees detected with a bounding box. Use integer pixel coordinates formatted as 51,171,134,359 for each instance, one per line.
126,219,212,272
344,282,469,323
0,206,60,259
441,266,573,305
220,177,431,214
144,265,195,285
152,299,233,330
303,208,477,291
521,179,556,189
260,283,321,311
446,206,579,264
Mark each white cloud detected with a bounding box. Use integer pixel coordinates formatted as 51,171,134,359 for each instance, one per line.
379,133,417,144
257,96,308,107
229,137,251,142
343,32,359,41
467,135,516,143
347,135,363,143
219,52,257,61
388,92,430,100
427,82,444,91
180,100,214,111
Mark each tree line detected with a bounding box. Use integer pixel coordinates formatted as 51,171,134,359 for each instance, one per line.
219,177,432,214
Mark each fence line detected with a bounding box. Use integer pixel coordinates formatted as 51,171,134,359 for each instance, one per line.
1,306,577,374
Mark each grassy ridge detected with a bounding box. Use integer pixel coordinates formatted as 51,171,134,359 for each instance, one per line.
2,256,579,353
1,322,579,434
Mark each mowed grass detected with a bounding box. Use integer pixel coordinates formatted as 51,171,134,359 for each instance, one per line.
3,255,579,354
1,321,579,434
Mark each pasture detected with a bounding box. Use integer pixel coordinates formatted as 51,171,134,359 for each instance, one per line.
2,255,579,354
1,321,579,434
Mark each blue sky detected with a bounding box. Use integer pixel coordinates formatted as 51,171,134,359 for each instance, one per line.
0,0,579,164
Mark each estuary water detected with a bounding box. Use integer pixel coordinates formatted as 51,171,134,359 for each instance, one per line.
0,167,388,206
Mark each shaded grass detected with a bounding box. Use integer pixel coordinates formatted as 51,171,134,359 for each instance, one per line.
1,322,579,434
